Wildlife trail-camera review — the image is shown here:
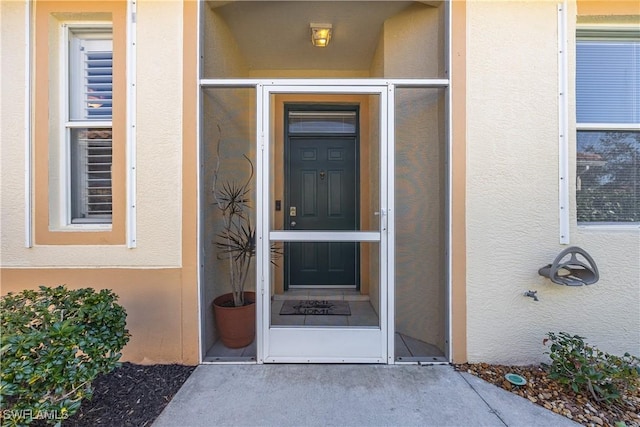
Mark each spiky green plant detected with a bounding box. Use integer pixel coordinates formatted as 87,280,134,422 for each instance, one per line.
213,152,255,307
212,127,279,307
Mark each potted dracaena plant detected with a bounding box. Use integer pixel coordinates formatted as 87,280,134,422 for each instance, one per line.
211,128,278,348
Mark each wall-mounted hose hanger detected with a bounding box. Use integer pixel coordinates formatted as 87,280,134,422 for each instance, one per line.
538,246,599,286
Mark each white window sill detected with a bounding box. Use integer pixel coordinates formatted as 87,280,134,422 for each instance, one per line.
50,224,112,232
578,224,640,231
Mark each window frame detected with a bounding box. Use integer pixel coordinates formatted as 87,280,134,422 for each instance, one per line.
33,0,128,245
575,26,640,228
62,25,114,227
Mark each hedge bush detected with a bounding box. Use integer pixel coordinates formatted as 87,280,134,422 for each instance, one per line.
544,332,640,404
0,285,130,426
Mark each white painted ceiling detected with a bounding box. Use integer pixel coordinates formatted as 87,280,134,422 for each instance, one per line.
207,1,436,71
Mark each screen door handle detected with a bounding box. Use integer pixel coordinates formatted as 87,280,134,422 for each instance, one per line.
290,221,297,227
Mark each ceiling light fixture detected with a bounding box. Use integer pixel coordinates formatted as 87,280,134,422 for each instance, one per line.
310,23,332,47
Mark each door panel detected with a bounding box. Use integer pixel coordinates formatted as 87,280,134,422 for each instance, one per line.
287,137,358,287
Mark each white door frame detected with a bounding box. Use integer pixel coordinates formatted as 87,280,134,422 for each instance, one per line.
198,78,450,364
258,83,390,363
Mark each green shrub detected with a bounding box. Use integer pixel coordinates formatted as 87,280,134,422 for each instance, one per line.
543,332,640,403
0,285,130,426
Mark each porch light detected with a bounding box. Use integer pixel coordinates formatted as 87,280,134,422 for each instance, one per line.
310,23,332,47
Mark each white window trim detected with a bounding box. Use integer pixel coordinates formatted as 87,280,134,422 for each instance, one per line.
577,223,640,231
575,25,640,229
577,124,640,131
577,25,640,39
57,22,113,231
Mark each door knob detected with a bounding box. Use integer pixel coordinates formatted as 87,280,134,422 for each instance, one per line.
290,221,297,227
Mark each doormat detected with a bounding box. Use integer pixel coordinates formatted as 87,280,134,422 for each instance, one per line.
279,300,351,316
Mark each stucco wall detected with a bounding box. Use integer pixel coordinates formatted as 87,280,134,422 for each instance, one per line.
1,0,183,268
203,3,249,79
201,4,254,354
1,268,185,364
466,0,640,364
1,0,194,364
382,2,444,78
1,2,29,257
382,4,447,352
395,88,446,352
201,87,255,354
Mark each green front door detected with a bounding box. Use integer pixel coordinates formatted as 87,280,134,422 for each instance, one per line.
286,135,359,288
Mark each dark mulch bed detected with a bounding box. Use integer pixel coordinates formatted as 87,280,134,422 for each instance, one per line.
63,363,195,427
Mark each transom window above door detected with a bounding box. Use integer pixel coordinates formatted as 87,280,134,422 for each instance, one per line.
288,111,357,134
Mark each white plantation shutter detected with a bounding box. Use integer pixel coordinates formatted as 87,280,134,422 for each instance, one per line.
71,129,113,220
70,37,113,121
68,30,113,223
576,30,640,224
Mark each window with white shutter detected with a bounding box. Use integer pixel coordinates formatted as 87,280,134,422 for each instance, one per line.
67,29,113,224
576,29,640,224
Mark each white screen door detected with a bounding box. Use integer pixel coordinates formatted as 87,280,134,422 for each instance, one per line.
257,84,392,363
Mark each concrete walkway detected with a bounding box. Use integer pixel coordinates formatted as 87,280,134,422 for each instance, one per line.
153,364,579,427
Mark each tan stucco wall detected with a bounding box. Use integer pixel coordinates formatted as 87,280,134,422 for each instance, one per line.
1,0,183,267
381,3,447,352
1,1,30,255
466,0,640,364
201,3,254,354
369,26,385,78
394,88,446,352
136,0,185,265
1,269,185,364
450,0,467,364
203,2,249,78
382,2,444,78
201,86,255,353
249,70,369,78
1,0,199,365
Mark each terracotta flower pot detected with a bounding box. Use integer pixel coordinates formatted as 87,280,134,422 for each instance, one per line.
212,291,256,348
